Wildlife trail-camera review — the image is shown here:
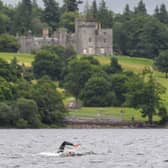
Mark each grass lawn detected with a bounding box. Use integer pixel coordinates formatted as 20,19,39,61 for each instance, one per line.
68,107,160,122
94,55,153,72
0,52,34,66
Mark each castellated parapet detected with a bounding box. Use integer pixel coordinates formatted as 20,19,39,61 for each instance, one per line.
18,19,113,55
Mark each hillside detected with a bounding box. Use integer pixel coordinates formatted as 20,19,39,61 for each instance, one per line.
1,52,167,122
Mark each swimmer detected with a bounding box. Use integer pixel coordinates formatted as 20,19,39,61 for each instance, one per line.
58,141,80,156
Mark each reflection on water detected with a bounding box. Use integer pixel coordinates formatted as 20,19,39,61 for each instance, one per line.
0,129,168,168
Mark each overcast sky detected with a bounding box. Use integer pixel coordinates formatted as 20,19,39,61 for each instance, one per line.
2,0,168,14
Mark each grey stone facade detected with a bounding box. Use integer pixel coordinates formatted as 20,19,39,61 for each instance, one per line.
18,19,113,55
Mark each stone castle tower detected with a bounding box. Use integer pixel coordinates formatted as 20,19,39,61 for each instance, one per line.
18,19,113,55
75,19,113,55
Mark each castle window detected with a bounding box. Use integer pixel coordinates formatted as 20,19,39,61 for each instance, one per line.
89,37,92,42
104,32,106,35
104,39,106,43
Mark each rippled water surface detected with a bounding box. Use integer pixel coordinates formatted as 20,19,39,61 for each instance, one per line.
0,129,168,168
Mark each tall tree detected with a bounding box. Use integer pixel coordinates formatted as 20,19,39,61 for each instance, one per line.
63,59,93,103
154,5,160,19
97,0,113,28
159,4,168,24
134,0,147,15
43,0,60,30
91,0,98,20
63,0,82,12
125,73,165,124
14,0,32,34
155,50,168,78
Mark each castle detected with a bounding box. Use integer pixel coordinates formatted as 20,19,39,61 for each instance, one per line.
18,19,113,55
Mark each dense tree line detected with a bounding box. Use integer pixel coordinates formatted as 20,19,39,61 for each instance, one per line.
1,0,168,59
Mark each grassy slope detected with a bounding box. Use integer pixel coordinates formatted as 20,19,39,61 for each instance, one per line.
69,55,167,121
0,52,167,121
0,52,34,66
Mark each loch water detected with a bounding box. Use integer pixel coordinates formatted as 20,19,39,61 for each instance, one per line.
0,129,168,168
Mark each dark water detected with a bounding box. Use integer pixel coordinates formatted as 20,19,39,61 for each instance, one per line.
0,129,168,168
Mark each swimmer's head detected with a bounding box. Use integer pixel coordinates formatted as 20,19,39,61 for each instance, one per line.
66,151,72,156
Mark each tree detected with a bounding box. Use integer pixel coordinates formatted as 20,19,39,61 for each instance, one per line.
15,98,41,128
0,34,19,52
0,13,10,34
97,0,113,28
134,0,147,15
114,15,168,58
124,4,131,16
91,0,98,20
31,76,65,125
31,1,44,35
0,77,13,101
33,49,63,80
110,73,129,106
81,76,115,107
13,0,32,34
0,103,13,126
41,45,76,66
59,12,78,32
0,58,14,81
63,59,93,103
43,0,60,30
159,4,168,24
154,50,168,78
125,73,165,124
105,57,122,74
63,0,82,12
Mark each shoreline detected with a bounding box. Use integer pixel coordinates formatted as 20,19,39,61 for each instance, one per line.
65,116,162,129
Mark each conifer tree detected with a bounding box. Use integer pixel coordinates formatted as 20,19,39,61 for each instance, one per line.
134,0,147,15
63,0,82,12
43,0,60,30
14,0,33,34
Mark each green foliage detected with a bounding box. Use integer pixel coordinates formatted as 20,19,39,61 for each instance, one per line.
110,73,129,106
33,49,63,80
15,98,41,128
134,0,147,15
0,77,13,101
0,13,10,33
59,12,78,32
63,59,94,101
42,45,76,65
154,4,168,24
81,56,100,65
105,57,122,74
16,118,28,128
97,0,113,28
125,73,165,124
0,34,19,52
154,50,168,78
158,106,168,124
114,15,168,58
63,0,81,12
81,75,116,107
43,0,60,30
31,76,65,125
13,0,32,34
0,102,12,126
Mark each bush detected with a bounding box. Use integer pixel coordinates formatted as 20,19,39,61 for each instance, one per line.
0,34,19,52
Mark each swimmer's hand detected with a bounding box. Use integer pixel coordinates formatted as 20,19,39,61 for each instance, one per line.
73,144,80,148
